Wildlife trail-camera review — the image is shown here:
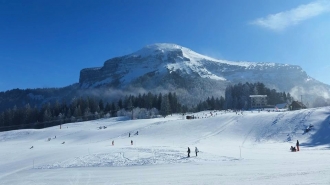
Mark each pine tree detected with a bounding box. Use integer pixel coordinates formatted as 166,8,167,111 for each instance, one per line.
118,99,123,109
220,96,225,110
157,93,162,110
160,94,171,117
0,112,4,129
73,105,82,118
43,109,51,122
225,86,233,109
24,103,32,125
111,102,117,117
146,92,153,110
3,109,13,128
98,100,104,112
104,103,111,113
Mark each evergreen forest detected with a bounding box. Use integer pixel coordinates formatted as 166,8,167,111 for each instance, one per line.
0,82,293,132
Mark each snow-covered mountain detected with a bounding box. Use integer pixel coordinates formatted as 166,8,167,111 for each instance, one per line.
79,43,330,105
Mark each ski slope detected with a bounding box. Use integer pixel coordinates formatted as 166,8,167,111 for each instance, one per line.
1,107,330,184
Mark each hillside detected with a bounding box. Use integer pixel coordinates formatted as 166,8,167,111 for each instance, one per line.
1,107,330,184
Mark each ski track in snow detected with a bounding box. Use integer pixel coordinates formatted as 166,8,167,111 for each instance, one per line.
254,109,316,143
36,147,239,169
191,117,237,145
271,112,287,126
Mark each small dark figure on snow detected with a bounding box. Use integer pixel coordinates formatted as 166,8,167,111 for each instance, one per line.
30,146,33,149
112,140,114,146
290,146,296,152
296,140,299,151
129,133,131,137
135,131,138,135
305,124,313,133
195,147,199,156
187,147,191,157
62,141,65,144
131,140,133,145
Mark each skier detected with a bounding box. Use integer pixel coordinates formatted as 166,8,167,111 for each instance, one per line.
129,133,131,137
296,140,299,151
187,147,191,157
112,140,114,146
195,147,199,156
131,140,133,145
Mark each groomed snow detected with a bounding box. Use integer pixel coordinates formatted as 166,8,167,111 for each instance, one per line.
1,107,330,184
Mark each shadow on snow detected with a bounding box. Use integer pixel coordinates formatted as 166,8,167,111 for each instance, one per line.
302,114,330,149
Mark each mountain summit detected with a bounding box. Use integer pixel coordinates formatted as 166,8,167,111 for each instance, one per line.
79,43,330,105
0,43,329,111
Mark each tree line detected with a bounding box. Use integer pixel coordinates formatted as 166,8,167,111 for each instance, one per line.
0,82,293,132
0,92,187,131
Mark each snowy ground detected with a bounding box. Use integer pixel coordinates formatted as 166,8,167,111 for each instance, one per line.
1,107,330,184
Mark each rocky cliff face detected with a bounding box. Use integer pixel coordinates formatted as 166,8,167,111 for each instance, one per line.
78,43,330,106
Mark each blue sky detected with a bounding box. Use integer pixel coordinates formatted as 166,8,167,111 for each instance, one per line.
1,0,330,91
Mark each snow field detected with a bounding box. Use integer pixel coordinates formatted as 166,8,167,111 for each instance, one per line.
0,107,330,184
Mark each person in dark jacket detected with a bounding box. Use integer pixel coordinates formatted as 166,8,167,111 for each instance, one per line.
187,147,191,157
296,140,300,151
195,147,199,156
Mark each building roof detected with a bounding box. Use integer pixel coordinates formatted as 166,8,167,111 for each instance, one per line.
249,95,267,98
290,101,307,109
275,103,288,109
